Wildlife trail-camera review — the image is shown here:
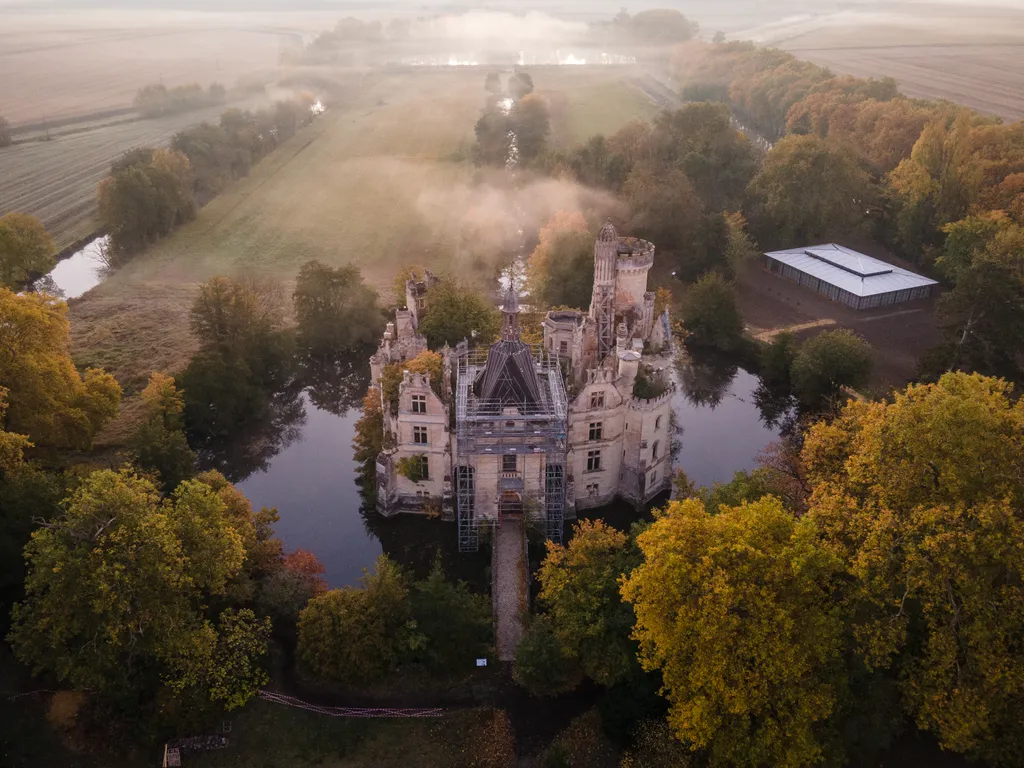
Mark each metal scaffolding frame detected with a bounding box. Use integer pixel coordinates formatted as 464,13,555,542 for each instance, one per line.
455,346,568,552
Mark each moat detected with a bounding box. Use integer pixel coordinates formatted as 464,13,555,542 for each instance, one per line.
213,347,786,587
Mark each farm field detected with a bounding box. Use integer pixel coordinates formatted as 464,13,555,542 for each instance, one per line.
741,3,1024,122
68,66,658,403
0,95,276,252
0,9,337,127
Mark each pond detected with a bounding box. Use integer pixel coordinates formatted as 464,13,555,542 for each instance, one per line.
207,348,787,588
34,235,109,299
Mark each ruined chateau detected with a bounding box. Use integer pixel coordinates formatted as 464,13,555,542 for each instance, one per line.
369,223,675,551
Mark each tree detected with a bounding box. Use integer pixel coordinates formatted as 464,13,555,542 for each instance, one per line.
0,213,55,288
724,211,760,270
417,279,500,348
803,373,1024,764
622,497,848,767
623,163,705,252
293,260,383,354
484,71,501,93
513,616,583,697
790,329,873,406
181,276,293,442
526,211,593,309
758,330,797,389
409,559,491,673
353,387,384,495
130,372,196,493
680,272,744,351
297,555,420,684
8,470,268,709
98,148,196,257
0,289,121,450
0,114,11,147
537,520,640,686
256,549,327,631
513,94,550,162
746,134,877,249
380,350,443,407
508,71,534,101
474,105,511,166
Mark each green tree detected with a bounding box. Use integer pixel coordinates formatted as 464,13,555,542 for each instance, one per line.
746,134,877,248
680,272,744,351
526,211,593,309
293,260,383,354
513,616,583,697
297,555,421,684
0,213,55,289
353,387,384,496
790,329,873,406
417,279,500,348
474,106,511,166
803,373,1024,764
0,289,121,450
724,211,760,270
513,94,551,162
623,162,705,252
758,330,797,389
130,372,196,493
409,559,492,673
622,497,848,768
537,520,640,686
8,469,268,709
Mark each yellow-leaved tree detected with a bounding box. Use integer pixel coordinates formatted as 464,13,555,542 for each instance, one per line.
621,496,848,768
804,372,1024,765
0,289,120,450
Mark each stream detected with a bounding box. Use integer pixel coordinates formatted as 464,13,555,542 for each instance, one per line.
33,235,109,299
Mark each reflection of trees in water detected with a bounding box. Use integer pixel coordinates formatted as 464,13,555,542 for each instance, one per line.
752,382,799,433
678,352,738,409
299,347,373,417
196,382,307,483
359,506,490,593
32,275,64,299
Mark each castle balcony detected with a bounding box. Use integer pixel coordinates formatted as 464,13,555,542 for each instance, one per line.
499,471,524,492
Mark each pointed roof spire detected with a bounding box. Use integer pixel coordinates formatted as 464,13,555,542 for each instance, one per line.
501,283,520,341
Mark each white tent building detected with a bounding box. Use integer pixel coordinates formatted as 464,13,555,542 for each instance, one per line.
764,243,938,310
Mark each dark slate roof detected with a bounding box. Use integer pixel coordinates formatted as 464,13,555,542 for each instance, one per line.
476,340,543,407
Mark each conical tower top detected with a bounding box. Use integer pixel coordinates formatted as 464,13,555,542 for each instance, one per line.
501,284,520,341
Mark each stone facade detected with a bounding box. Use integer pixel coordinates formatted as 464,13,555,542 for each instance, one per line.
370,223,674,533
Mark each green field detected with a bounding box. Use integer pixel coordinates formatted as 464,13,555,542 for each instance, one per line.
68,67,660,421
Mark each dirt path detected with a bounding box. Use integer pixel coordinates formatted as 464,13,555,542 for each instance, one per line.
494,519,526,663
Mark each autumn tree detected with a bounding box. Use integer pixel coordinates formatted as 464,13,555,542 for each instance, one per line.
417,279,500,348
130,372,196,493
353,387,384,498
622,497,848,767
803,373,1024,764
790,329,874,406
0,213,55,289
293,260,383,355
746,134,877,248
8,469,270,709
537,520,640,686
526,211,593,309
380,349,443,408
0,289,121,450
98,148,197,257
680,272,745,351
297,555,420,684
622,162,705,252
256,549,328,631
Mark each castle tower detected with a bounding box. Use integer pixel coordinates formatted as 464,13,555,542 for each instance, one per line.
590,221,618,361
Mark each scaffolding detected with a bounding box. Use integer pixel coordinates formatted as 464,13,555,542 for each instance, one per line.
455,346,568,552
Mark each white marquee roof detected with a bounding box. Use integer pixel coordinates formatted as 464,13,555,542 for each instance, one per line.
765,244,938,298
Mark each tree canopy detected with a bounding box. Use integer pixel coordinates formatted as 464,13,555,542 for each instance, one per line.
622,497,847,767
417,279,500,348
0,213,55,289
293,260,383,355
0,289,120,450
526,211,594,309
790,329,874,406
8,469,270,709
680,272,744,351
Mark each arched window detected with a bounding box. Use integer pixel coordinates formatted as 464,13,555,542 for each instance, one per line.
655,415,662,430
652,441,660,460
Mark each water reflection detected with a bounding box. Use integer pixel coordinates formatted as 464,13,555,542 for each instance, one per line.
673,349,792,487
35,236,110,299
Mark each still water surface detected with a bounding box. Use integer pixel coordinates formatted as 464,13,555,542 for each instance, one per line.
34,235,109,299
214,350,786,587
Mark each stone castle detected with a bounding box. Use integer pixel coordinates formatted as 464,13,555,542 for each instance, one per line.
369,222,675,551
